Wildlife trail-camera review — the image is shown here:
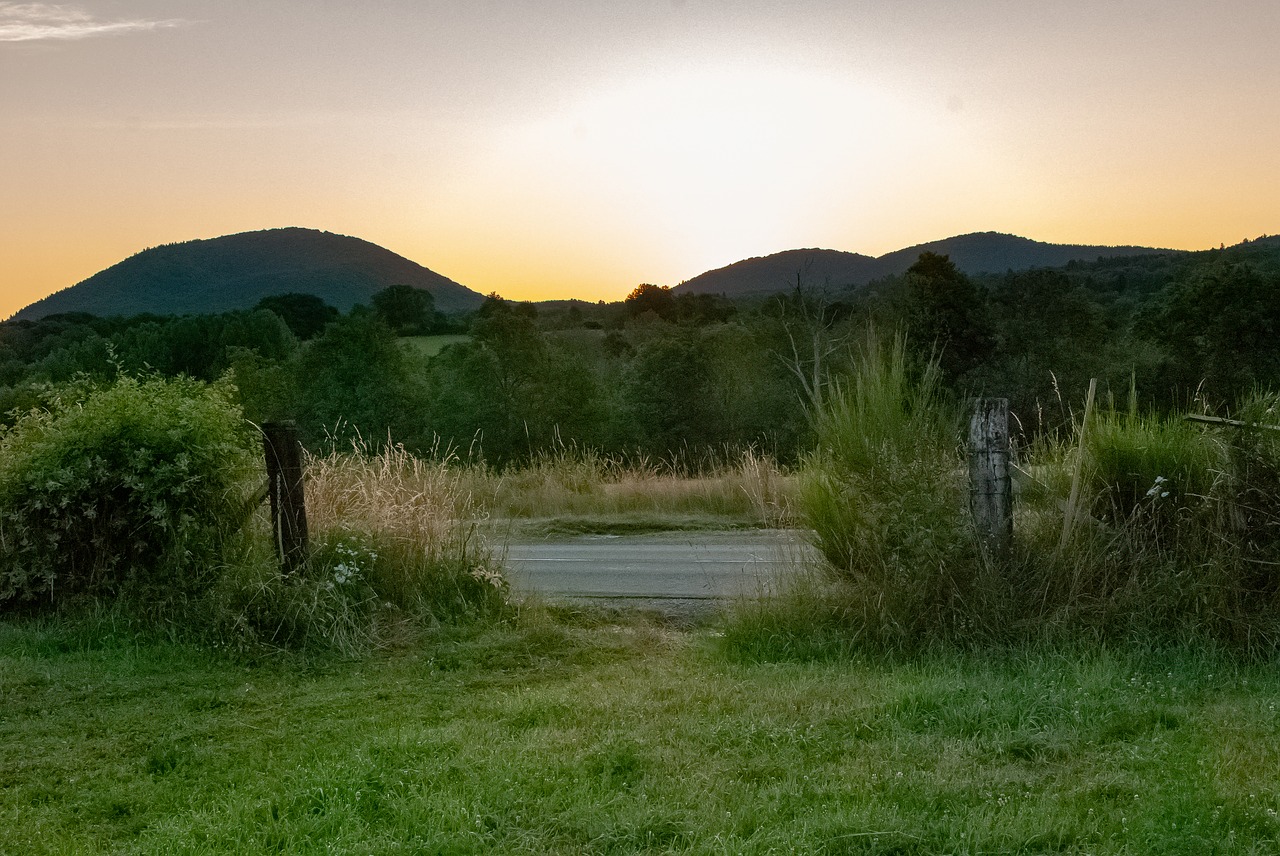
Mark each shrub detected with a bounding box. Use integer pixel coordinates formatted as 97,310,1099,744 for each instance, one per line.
1084,392,1220,526
302,438,506,619
797,331,985,649
995,391,1280,653
758,343,1280,656
0,375,256,612
1222,392,1280,558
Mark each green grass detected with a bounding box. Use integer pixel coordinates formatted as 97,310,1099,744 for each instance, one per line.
5,613,1280,854
400,334,471,357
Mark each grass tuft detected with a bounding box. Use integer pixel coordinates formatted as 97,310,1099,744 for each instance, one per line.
730,334,1280,656
205,437,507,655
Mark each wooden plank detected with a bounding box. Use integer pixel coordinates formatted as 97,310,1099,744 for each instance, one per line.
1185,414,1280,431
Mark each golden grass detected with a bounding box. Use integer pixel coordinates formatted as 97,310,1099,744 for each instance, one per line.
305,437,479,553
464,446,795,527
302,437,500,616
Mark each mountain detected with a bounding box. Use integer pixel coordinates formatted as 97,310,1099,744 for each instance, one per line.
13,228,484,320
673,232,1176,297
669,248,881,298
871,232,1171,276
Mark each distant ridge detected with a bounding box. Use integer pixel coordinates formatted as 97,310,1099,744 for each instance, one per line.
13,228,484,320
673,249,882,298
673,232,1175,297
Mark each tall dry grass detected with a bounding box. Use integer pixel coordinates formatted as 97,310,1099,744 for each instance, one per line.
463,444,794,529
207,437,506,655
304,437,506,615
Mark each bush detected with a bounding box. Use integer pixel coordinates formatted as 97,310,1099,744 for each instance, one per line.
1084,392,1220,526
998,396,1280,653
797,331,985,649
1223,392,1280,558
752,342,1280,656
0,375,257,612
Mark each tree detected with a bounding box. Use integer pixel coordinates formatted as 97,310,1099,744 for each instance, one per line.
292,314,429,449
623,284,677,322
1144,264,1280,404
255,293,339,340
977,269,1112,430
765,274,857,415
901,252,994,385
621,327,721,453
372,284,437,336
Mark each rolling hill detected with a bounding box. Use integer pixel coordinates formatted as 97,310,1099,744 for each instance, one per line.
12,228,484,320
673,232,1176,297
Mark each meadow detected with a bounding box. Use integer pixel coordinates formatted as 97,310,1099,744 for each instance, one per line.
5,332,1280,852
7,611,1280,855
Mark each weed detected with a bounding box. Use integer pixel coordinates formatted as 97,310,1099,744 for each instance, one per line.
207,437,507,654
752,333,1280,655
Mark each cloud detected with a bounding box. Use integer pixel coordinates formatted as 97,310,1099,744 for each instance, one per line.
0,3,187,42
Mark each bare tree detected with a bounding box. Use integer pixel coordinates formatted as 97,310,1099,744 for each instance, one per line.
775,262,852,415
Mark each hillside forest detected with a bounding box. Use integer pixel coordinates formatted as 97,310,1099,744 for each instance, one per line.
3,239,1280,467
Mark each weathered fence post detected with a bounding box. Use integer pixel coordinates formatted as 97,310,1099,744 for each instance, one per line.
969,398,1012,558
262,421,309,575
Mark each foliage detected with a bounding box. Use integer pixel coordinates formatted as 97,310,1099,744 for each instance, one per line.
1141,262,1280,404
303,438,506,620
901,251,994,384
465,443,792,532
1083,392,1221,524
1224,392,1280,559
290,313,432,450
254,292,339,340
623,283,734,325
798,330,985,648
786,359,1280,653
974,269,1117,432
623,282,677,321
371,283,440,336
428,303,616,463
6,240,1280,470
208,437,507,654
622,327,724,452
0,374,257,612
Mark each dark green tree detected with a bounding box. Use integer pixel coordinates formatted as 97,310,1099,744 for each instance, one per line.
255,293,339,340
902,252,994,385
371,284,437,336
977,269,1112,429
292,314,429,449
621,327,721,454
1143,264,1280,404
623,284,677,322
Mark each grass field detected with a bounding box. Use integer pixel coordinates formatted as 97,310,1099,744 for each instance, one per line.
4,610,1280,854
400,334,471,358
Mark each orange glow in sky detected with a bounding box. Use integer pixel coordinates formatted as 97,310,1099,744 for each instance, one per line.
3,1,1279,318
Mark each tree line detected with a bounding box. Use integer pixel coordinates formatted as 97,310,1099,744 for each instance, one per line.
3,242,1279,466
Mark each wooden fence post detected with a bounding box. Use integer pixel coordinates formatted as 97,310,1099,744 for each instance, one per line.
969,398,1012,557
262,421,309,575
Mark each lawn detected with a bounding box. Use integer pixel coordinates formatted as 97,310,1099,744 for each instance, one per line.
4,611,1280,854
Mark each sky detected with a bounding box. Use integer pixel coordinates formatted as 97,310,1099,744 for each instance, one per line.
3,0,1279,319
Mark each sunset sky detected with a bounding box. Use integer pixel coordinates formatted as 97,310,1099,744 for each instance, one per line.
3,0,1278,319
